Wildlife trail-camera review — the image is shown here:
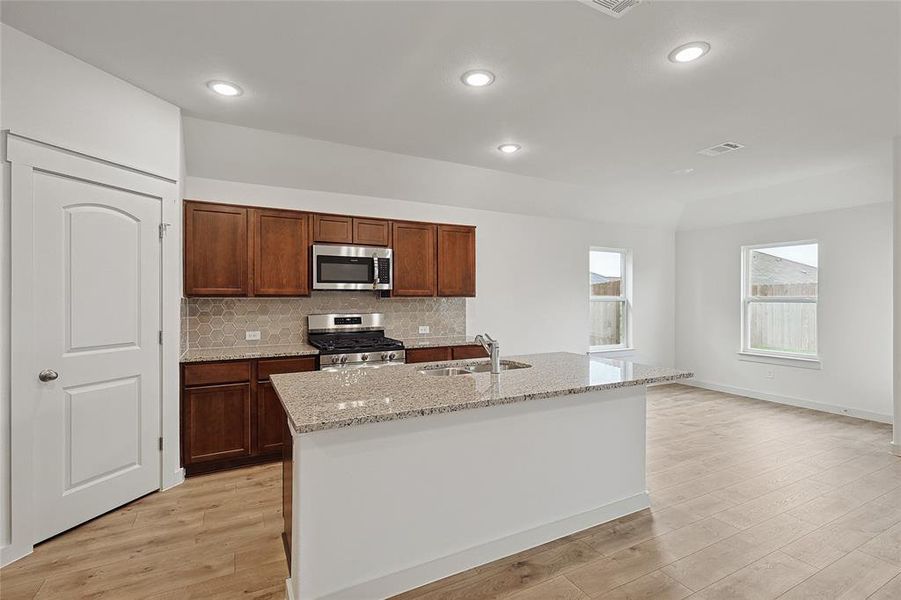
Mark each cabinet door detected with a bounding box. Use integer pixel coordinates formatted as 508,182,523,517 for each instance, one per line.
183,383,252,464
313,214,353,243
252,209,310,296
352,218,390,246
406,347,452,363
392,221,437,296
256,382,285,455
184,201,249,296
452,345,489,360
437,225,476,297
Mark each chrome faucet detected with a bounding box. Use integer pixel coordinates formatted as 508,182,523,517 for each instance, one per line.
474,333,501,374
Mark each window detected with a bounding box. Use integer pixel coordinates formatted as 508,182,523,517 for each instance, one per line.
741,241,818,360
590,248,629,351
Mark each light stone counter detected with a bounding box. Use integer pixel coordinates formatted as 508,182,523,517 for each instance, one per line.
399,335,480,348
280,351,691,600
271,351,692,434
180,343,319,363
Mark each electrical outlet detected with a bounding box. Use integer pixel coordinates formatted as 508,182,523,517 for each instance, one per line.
245,330,261,341
418,326,430,334
765,369,775,380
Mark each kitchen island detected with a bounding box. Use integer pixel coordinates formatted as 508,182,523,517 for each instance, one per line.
271,352,691,600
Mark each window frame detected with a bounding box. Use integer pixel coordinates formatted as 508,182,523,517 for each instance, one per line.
740,239,819,363
589,247,632,353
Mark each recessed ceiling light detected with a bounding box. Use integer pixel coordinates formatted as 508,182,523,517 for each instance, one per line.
207,80,243,96
497,143,521,154
672,168,695,175
461,70,495,87
668,42,711,63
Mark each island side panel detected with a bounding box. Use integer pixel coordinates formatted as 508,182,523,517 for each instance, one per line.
287,385,648,600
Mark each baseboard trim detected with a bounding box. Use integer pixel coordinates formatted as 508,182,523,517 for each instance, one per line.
683,380,892,424
162,467,185,492
311,492,650,600
285,577,296,600
891,442,901,457
0,542,32,569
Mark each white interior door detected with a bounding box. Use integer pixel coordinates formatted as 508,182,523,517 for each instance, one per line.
31,169,162,542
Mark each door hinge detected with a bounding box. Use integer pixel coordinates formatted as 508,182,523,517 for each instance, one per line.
158,437,163,451
158,330,163,345
158,222,170,240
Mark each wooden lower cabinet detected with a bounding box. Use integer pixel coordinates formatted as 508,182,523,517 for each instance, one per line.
405,346,452,363
452,345,489,360
256,382,285,455
405,344,488,364
181,355,316,476
183,383,252,465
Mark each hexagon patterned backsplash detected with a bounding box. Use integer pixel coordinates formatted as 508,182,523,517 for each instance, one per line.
181,293,466,350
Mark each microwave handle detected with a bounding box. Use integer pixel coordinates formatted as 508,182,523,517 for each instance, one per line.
372,254,379,289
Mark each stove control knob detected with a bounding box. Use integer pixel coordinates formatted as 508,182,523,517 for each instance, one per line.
360,353,369,362
330,356,340,365
388,352,397,361
339,355,348,364
380,352,389,361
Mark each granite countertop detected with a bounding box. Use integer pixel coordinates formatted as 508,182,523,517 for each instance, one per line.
180,343,319,363
270,352,693,434
180,336,480,363
399,335,480,349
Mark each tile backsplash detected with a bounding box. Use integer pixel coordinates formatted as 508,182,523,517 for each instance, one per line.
181,293,466,351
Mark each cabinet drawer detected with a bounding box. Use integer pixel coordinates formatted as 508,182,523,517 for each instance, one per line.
183,361,252,387
257,357,317,381
452,345,489,360
405,347,453,364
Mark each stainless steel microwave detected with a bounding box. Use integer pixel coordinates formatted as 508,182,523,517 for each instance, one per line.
312,244,392,291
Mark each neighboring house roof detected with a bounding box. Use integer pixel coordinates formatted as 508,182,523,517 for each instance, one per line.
752,252,817,285
590,272,619,285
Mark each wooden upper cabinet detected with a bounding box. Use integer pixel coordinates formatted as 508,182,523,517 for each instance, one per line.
184,201,250,296
313,214,353,243
252,209,310,296
392,221,437,297
437,225,476,297
352,218,390,246
314,214,389,246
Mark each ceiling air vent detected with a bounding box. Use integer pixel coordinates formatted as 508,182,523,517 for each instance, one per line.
697,141,745,157
579,0,642,19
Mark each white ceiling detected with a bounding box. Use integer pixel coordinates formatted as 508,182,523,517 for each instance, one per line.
2,0,898,218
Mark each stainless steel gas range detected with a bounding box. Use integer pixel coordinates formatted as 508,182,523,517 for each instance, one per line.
307,313,406,371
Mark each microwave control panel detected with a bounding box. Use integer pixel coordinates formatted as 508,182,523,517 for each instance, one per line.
378,258,391,283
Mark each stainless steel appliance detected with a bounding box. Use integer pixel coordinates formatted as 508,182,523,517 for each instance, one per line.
312,244,392,291
308,313,405,371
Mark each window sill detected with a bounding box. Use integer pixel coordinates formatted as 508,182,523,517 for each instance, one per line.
737,351,821,370
589,347,637,358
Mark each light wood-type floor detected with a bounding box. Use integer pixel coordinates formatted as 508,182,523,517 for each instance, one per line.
3,383,900,599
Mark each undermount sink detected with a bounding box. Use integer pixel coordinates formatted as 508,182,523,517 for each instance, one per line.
419,367,473,377
418,360,532,376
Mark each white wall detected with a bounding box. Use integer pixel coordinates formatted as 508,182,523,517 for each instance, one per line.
893,135,901,451
187,177,676,366
0,25,182,564
0,25,180,180
184,116,683,228
676,202,893,422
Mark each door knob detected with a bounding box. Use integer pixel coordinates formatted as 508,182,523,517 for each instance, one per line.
38,369,58,382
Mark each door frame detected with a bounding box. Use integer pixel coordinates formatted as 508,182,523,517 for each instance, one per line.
2,132,181,566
